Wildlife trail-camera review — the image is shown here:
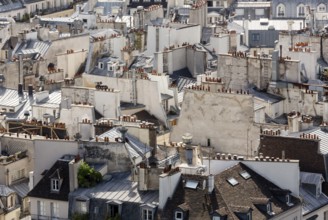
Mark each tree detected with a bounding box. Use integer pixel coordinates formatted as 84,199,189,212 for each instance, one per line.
78,162,102,188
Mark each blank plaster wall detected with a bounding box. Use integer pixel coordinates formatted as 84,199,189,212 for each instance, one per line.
170,90,260,156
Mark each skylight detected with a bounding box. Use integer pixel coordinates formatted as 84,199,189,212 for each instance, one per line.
227,177,239,186
240,170,251,180
185,180,199,189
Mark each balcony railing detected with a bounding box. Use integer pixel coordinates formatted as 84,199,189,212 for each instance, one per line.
30,214,69,220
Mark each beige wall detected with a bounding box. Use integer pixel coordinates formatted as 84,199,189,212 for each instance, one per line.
29,197,69,219
171,89,260,156
0,157,30,186
57,50,87,78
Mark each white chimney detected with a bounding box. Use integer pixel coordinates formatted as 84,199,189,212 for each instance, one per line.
324,102,328,122
208,174,214,193
28,171,34,191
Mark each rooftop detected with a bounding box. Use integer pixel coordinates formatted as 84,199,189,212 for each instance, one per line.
70,171,158,203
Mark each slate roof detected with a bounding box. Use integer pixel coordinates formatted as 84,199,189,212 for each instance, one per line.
161,163,301,220
214,163,300,219
28,158,71,201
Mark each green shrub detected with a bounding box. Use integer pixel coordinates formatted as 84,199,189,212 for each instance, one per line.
78,162,103,187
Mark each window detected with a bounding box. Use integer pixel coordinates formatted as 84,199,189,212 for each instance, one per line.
276,4,285,17
318,4,326,12
325,211,328,220
307,215,318,220
98,62,104,69
7,195,14,208
297,4,305,17
227,177,239,186
175,211,183,220
108,204,119,218
37,200,45,216
239,171,251,180
76,200,88,214
143,209,153,220
247,212,252,220
255,9,264,16
52,179,59,191
213,217,221,220
11,169,25,182
252,33,260,41
51,202,59,218
235,9,244,16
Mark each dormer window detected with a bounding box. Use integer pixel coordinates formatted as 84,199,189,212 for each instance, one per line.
175,211,183,220
107,200,122,219
286,193,294,206
98,62,104,69
267,202,275,215
51,179,60,191
140,203,156,220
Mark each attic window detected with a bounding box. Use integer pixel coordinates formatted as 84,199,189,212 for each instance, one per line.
239,171,251,180
185,180,199,189
175,211,183,220
51,179,60,191
286,194,294,206
227,177,238,186
267,203,275,215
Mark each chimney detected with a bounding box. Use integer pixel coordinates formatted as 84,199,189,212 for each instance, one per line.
69,158,83,192
28,171,34,191
208,174,214,193
324,102,328,122
287,111,301,133
118,126,128,142
271,50,279,81
149,126,157,156
28,84,33,96
18,83,23,96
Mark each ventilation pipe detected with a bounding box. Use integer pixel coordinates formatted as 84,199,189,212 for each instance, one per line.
208,174,214,193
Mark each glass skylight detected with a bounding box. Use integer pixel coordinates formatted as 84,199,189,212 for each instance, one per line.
227,177,239,186
240,170,251,180
185,180,199,189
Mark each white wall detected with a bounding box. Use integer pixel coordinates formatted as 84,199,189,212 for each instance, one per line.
171,90,260,156
59,105,95,138
94,90,120,118
159,171,181,209
56,50,87,78
83,74,168,126
146,24,201,56
33,140,78,185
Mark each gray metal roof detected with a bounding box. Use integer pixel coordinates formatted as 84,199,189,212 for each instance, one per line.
94,1,124,15
0,87,25,108
300,186,328,215
0,185,15,196
96,127,152,160
308,129,328,155
177,76,196,92
10,179,29,198
0,0,23,12
70,172,158,204
15,40,51,59
301,172,324,186
32,90,61,108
